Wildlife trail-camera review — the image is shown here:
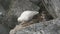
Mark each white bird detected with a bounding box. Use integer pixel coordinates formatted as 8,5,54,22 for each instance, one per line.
10,11,39,34
17,10,39,23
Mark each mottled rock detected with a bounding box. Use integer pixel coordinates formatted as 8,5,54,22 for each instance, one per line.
8,0,40,17
0,4,6,24
0,0,40,29
10,18,60,34
0,4,17,29
5,0,40,28
42,0,60,18
30,0,41,5
0,5,6,15
3,15,18,29
0,24,10,34
0,0,11,10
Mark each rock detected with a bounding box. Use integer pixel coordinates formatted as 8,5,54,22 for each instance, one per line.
3,15,18,29
0,24,10,34
0,0,40,29
30,0,41,5
42,0,60,18
0,4,6,24
0,4,17,29
0,5,6,15
8,0,40,17
10,18,60,34
0,0,11,10
4,0,40,29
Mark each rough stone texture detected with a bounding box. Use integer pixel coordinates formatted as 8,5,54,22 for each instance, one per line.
30,0,41,5
4,0,40,29
10,18,60,34
1,0,60,34
42,0,60,18
4,15,18,29
0,5,6,16
0,0,40,30
0,0,11,10
0,4,17,29
0,4,6,24
0,24,10,34
8,0,40,17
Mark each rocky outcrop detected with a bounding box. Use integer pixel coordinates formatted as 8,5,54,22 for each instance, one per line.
0,5,6,24
8,0,40,17
0,24,10,34
4,0,40,29
0,0,11,10
1,0,60,34
10,18,60,34
42,0,60,18
30,0,41,5
0,0,41,30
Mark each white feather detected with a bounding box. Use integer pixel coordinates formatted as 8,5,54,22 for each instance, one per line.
17,10,39,22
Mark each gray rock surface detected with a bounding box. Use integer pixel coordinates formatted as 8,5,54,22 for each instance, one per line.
5,15,18,29
42,0,60,18
0,4,17,29
30,0,41,5
4,0,40,28
0,5,5,14
0,0,11,10
0,24,10,34
8,0,40,17
10,18,60,34
0,0,40,29
1,0,60,34
0,4,6,24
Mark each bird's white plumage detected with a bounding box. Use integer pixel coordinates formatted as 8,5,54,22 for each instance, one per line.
17,10,39,22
